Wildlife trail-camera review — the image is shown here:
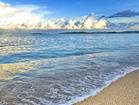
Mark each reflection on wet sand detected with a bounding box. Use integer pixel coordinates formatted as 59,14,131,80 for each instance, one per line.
0,61,38,80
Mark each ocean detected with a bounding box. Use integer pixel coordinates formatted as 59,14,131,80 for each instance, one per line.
0,30,139,105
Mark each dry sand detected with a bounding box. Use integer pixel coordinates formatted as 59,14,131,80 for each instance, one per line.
74,70,139,105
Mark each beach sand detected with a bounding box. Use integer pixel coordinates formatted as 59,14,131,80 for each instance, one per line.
74,69,139,105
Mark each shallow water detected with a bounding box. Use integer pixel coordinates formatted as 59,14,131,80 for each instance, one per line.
0,31,139,105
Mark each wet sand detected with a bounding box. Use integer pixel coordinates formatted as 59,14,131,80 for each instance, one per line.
0,61,38,80
74,69,139,105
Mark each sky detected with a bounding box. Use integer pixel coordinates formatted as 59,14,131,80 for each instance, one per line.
0,0,139,30
0,0,139,18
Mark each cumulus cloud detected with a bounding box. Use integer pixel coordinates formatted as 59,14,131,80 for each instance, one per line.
0,1,108,29
0,1,50,29
45,14,108,29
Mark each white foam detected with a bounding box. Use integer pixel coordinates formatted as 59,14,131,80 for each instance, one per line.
64,66,139,105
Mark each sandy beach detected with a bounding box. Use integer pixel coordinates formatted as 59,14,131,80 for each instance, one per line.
74,69,139,105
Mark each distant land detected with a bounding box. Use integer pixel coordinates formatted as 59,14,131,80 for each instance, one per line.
0,29,139,35
60,31,139,34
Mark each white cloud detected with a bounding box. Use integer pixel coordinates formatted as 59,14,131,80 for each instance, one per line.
43,14,108,29
0,1,108,29
109,16,139,24
108,16,139,30
129,24,139,30
0,1,49,29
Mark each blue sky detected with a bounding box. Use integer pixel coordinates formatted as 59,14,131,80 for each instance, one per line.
1,0,139,18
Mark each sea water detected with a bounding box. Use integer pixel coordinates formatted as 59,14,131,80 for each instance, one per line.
0,30,139,105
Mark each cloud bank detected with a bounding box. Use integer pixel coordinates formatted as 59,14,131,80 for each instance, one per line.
107,10,139,30
0,1,138,30
0,1,108,29
44,14,108,29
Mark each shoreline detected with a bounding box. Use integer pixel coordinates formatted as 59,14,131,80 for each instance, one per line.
74,69,139,105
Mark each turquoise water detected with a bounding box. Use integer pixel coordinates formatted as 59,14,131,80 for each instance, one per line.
0,31,139,105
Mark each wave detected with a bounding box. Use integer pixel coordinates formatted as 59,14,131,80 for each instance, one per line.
0,50,109,64
65,66,139,105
